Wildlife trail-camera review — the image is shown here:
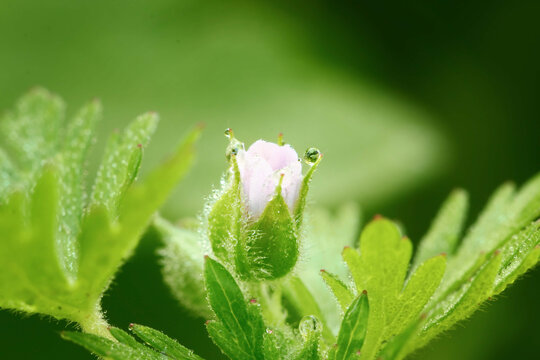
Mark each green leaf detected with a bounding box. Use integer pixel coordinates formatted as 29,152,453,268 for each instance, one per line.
62,331,145,360
333,291,369,360
204,257,264,359
63,324,203,360
90,112,158,215
494,221,540,294
377,317,423,360
0,87,64,176
343,218,412,359
411,189,468,269
418,252,502,349
155,216,210,318
77,126,202,315
130,323,204,360
387,254,446,337
108,327,165,360
57,99,102,279
0,89,200,337
206,320,251,359
320,270,354,312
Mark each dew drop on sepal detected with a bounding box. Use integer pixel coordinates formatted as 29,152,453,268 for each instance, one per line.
304,147,320,165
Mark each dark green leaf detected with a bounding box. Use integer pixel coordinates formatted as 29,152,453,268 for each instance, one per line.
130,323,203,360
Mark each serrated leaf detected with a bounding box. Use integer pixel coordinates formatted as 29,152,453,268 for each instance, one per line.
417,252,502,349
387,254,446,337
108,327,165,360
343,219,412,359
0,89,200,337
204,257,264,359
0,88,64,175
130,324,203,360
90,112,158,215
411,189,468,269
78,126,201,309
494,222,540,294
320,270,355,313
57,100,102,279
333,292,369,360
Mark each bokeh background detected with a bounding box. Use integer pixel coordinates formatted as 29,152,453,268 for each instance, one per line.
1,0,539,359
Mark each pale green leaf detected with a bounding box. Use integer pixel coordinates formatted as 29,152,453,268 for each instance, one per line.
57,100,102,279
0,87,64,175
411,189,468,269
155,216,209,318
320,270,354,312
90,112,158,215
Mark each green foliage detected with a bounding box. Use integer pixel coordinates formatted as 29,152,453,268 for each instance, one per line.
326,176,540,359
149,172,539,360
0,88,200,335
62,324,203,360
155,216,210,318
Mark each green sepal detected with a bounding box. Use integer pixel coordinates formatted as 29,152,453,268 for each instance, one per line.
237,188,298,280
294,153,322,227
207,155,242,261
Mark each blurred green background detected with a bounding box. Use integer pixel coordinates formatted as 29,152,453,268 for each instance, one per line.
0,0,538,359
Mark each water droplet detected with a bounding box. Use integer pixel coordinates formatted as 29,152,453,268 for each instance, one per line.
299,315,322,338
304,147,320,164
266,328,273,334
224,128,233,138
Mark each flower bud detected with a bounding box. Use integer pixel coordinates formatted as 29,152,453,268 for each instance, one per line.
206,130,322,279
